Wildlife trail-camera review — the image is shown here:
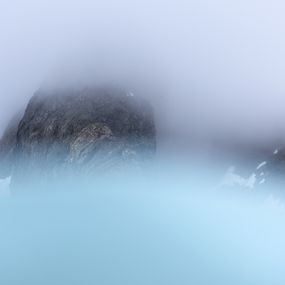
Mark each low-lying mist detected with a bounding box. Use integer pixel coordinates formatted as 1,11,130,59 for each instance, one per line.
1,166,285,284
1,1,285,284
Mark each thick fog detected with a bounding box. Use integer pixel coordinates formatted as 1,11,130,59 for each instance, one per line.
2,3,285,283
1,0,285,147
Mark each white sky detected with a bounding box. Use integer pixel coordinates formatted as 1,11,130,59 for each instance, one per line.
1,0,285,144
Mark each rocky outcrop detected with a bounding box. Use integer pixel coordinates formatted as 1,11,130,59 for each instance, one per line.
0,111,23,179
0,87,156,191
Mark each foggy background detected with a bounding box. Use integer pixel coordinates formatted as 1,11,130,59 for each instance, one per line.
2,4,285,283
1,0,285,149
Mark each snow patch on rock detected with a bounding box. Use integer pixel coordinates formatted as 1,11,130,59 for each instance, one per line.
220,166,256,189
256,161,267,170
259,178,265,185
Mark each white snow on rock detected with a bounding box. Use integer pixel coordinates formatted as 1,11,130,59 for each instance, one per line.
260,172,264,176
256,161,267,170
220,166,256,189
246,173,257,188
274,149,279,155
259,178,266,185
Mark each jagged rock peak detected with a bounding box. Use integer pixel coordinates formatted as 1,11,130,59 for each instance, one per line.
0,86,156,191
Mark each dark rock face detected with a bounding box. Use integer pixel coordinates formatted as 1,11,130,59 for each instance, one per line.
0,87,156,191
254,148,285,186
0,111,24,179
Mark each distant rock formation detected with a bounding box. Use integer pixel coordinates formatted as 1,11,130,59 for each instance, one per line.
218,147,285,189
0,87,156,191
253,148,285,186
